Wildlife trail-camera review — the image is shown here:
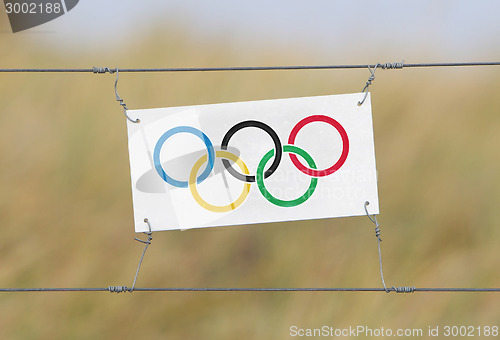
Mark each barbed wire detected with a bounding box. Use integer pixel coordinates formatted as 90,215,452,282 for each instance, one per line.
0,61,499,73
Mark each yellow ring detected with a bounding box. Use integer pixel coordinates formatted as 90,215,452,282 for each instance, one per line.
189,151,251,212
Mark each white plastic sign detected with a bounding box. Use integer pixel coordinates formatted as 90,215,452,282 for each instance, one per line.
127,93,379,232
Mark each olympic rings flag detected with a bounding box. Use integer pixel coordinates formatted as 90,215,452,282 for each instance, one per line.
126,93,379,232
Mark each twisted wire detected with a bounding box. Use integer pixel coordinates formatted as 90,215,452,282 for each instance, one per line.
380,61,404,69
92,67,115,74
108,286,129,293
130,219,153,292
391,286,416,293
112,68,139,123
357,64,380,106
364,201,390,292
364,202,417,294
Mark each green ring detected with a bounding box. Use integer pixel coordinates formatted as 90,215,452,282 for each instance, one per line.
256,145,318,207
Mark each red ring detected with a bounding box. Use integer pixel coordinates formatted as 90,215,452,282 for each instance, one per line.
288,115,349,177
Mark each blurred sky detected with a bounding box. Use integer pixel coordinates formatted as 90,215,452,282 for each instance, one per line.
2,0,500,62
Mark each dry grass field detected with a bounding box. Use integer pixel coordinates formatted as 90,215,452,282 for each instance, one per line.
1,19,500,339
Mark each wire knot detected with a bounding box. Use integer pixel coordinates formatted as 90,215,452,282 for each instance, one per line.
364,201,382,242
380,61,404,70
365,73,375,87
92,67,116,74
134,232,153,245
357,65,378,106
391,286,415,293
374,223,382,241
108,286,129,293
134,219,153,245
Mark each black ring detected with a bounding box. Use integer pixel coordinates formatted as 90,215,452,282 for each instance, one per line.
221,120,282,183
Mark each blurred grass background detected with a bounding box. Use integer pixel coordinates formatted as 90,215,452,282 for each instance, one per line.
1,13,500,340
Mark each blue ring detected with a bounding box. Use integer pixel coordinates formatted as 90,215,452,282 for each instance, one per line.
153,126,215,188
